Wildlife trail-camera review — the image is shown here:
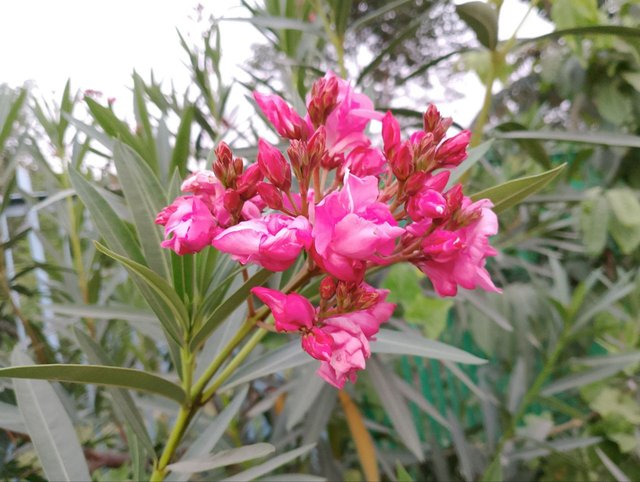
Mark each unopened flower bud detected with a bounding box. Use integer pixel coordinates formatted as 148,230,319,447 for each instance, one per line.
258,139,291,191
445,184,464,213
436,130,470,168
236,163,263,198
382,111,401,154
234,158,244,176
254,91,311,140
223,189,242,215
308,76,339,127
406,172,429,196
389,142,413,181
301,327,333,362
256,182,283,210
215,142,233,167
423,104,453,143
307,126,326,170
320,276,337,300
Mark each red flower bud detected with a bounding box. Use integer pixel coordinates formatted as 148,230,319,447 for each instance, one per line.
389,141,413,181
320,276,337,300
256,182,284,211
236,163,263,198
307,126,327,170
436,130,471,168
257,139,291,191
382,111,401,155
405,172,429,196
223,189,242,215
308,76,339,127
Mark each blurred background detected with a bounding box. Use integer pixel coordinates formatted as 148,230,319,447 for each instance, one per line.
1,0,639,480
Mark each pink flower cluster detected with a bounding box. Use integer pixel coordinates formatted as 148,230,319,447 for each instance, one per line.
156,72,501,388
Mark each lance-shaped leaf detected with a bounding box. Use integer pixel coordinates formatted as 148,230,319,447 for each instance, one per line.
470,163,566,213
111,142,170,279
0,400,26,433
11,349,91,482
0,363,185,404
447,139,494,188
368,357,424,462
371,329,487,364
494,129,640,148
167,443,275,473
95,242,188,338
74,328,156,458
221,444,315,482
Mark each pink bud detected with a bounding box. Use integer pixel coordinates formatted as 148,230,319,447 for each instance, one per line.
407,189,447,220
236,163,263,199
251,287,316,332
257,139,291,191
253,91,311,140
382,111,401,154
436,130,471,168
302,327,334,362
389,141,413,181
308,76,339,127
256,182,283,211
307,126,327,170
320,276,337,300
223,189,242,215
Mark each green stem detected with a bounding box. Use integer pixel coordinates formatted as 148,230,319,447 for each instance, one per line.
150,405,193,482
481,326,572,481
201,328,268,403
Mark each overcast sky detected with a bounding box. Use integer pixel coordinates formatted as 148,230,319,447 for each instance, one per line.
0,0,552,129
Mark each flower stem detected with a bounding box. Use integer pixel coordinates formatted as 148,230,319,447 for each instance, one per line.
150,404,194,481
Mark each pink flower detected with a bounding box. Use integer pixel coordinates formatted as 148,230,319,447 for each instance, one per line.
253,91,312,140
181,170,221,195
156,196,218,255
355,284,395,338
406,189,447,221
415,198,501,296
345,146,387,177
251,287,315,332
313,173,404,281
213,214,312,271
316,314,370,389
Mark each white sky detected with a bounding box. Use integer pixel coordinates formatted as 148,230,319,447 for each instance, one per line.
0,0,552,130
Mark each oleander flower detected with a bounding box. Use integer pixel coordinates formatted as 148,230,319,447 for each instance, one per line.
213,214,312,272
156,196,218,255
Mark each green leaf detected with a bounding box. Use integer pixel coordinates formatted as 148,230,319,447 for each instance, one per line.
510,437,602,461
167,443,275,473
11,349,91,482
396,462,414,482
0,88,27,152
368,358,424,461
596,447,631,482
221,444,315,482
132,72,158,167
382,264,422,304
190,268,273,350
456,1,498,51
224,16,323,34
95,241,187,340
68,167,144,263
74,328,156,459
541,365,626,396
404,296,453,339
609,215,640,254
0,362,186,404
605,188,640,228
371,329,487,364
470,163,566,213
112,142,171,279
447,139,494,188
494,130,640,148
171,104,194,178
167,387,249,482
219,340,311,392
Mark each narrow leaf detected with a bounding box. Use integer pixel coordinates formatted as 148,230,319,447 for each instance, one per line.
221,444,315,482
371,329,487,365
167,443,275,473
447,139,494,188
368,357,423,461
470,163,566,213
11,349,91,482
456,1,498,50
0,363,185,404
595,447,631,482
495,130,640,148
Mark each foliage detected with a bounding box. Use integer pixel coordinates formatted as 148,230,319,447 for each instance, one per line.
0,1,639,481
